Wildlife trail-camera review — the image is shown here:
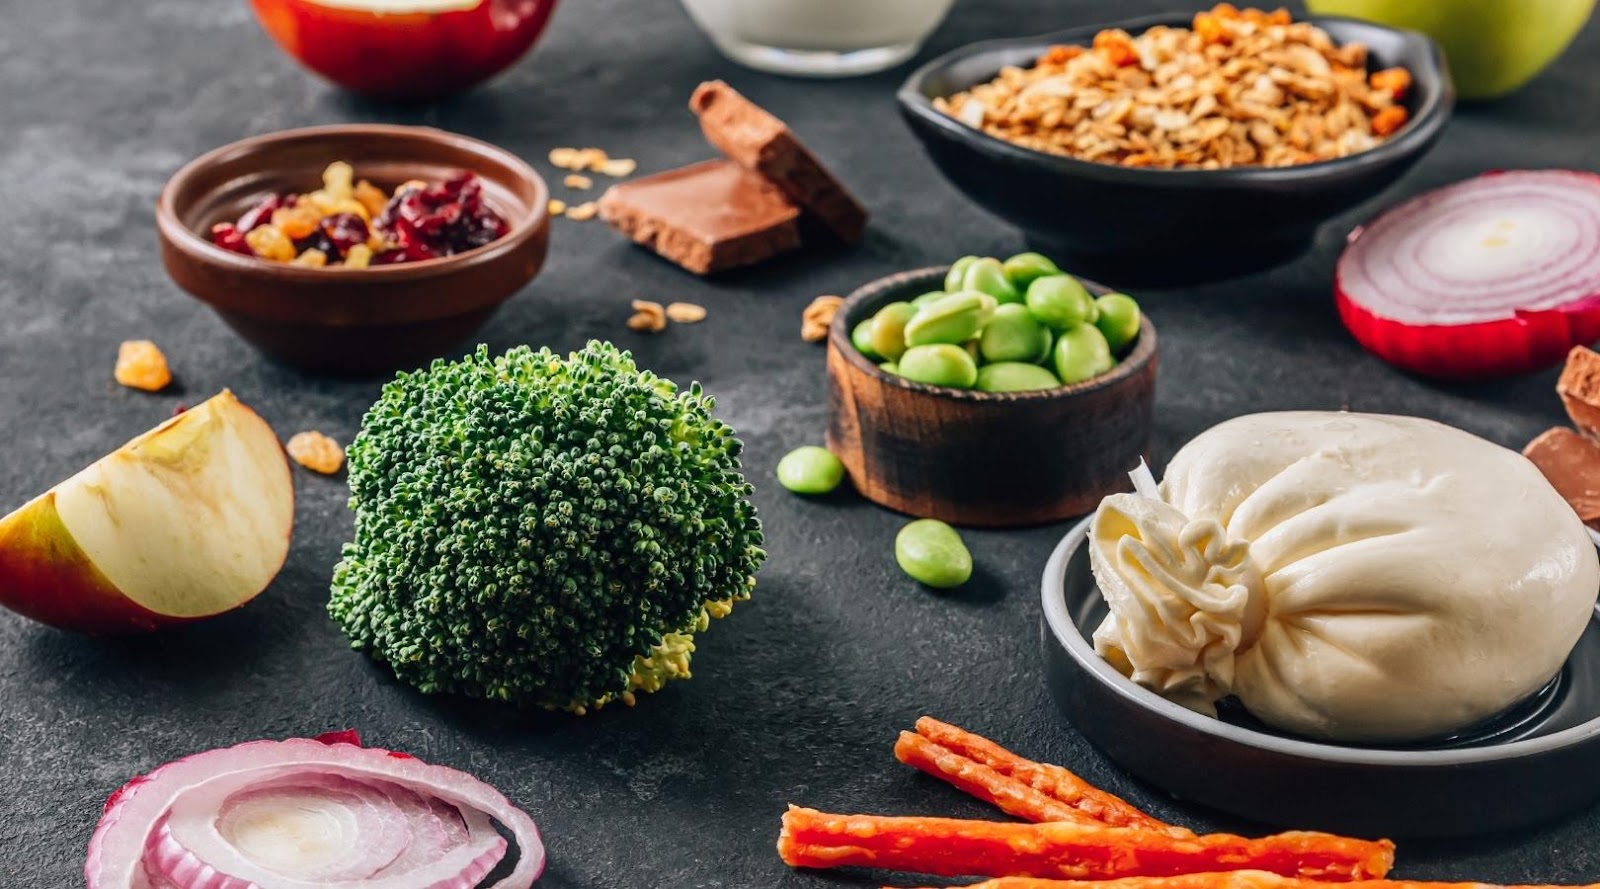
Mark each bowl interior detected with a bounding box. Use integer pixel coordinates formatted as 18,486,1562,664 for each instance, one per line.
1046,517,1600,759
165,125,545,269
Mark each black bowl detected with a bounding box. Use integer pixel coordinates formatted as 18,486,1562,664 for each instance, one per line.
1041,517,1600,838
898,15,1453,285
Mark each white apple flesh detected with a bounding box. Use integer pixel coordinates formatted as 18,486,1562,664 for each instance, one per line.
0,390,294,634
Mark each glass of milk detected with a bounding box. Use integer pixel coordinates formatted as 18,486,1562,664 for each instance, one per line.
680,0,959,77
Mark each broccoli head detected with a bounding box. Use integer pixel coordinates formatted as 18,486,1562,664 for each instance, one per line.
328,341,765,712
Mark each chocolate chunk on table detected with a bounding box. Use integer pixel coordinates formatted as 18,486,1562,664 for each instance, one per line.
598,159,802,275
1524,427,1600,528
1560,345,1600,438
690,80,868,244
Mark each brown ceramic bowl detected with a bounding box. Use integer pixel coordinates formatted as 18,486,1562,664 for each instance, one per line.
157,124,549,375
826,267,1157,527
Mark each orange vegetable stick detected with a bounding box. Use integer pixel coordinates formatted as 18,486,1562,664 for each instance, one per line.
895,732,1102,826
907,874,1600,889
778,807,1394,883
915,717,1169,832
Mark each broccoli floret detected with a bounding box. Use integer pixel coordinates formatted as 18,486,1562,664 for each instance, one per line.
328,342,765,713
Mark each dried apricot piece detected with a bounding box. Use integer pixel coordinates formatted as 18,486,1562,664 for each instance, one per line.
286,431,345,474
114,340,172,392
1093,29,1139,67
354,180,389,218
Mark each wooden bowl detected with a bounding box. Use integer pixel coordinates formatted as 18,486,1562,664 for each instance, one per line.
826,267,1157,527
157,124,549,375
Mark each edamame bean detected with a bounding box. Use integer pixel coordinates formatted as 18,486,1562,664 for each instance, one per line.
976,361,1063,392
1053,323,1114,385
879,361,899,374
905,292,986,347
1002,252,1060,290
851,319,880,360
1094,293,1142,354
867,301,917,362
944,256,980,293
961,257,1022,304
776,446,846,495
898,344,979,389
979,303,1053,364
1026,275,1095,330
911,289,949,309
895,519,973,589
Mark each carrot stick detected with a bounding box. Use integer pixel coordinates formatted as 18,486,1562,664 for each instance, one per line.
778,807,1394,882
896,732,1103,826
916,716,1169,832
905,874,1600,889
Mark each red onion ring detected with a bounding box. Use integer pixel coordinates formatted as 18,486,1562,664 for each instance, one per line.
1335,169,1600,380
85,732,543,889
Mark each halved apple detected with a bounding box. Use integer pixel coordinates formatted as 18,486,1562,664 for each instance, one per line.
0,391,294,635
249,0,561,101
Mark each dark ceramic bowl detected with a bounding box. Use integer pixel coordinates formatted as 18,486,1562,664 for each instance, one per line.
1042,517,1600,838
898,15,1453,285
157,124,549,375
826,268,1156,527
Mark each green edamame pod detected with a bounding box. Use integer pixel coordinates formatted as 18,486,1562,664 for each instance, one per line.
1026,274,1095,330
905,292,986,347
1053,323,1114,385
898,344,979,389
944,256,980,293
895,519,973,589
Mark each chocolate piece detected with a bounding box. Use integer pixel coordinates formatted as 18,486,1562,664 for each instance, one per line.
597,159,801,275
1559,345,1600,439
1524,427,1600,528
690,80,868,244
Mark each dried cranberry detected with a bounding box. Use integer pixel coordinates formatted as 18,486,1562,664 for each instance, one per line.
294,229,341,262
236,194,293,233
320,213,370,254
368,173,506,262
210,222,254,256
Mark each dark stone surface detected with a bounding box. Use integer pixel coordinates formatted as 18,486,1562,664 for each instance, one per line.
2,0,1599,884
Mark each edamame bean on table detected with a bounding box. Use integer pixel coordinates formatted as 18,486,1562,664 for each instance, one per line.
851,251,1143,393
895,519,973,589
777,446,846,495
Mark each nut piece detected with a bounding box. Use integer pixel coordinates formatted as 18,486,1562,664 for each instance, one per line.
566,201,599,221
627,299,668,333
801,294,845,343
114,340,172,392
549,199,568,216
595,158,637,178
563,174,594,190
286,431,345,475
665,302,708,324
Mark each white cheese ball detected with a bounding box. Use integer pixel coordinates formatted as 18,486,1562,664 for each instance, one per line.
1090,411,1598,743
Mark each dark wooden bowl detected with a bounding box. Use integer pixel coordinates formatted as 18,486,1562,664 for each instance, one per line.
156,124,549,375
826,267,1157,527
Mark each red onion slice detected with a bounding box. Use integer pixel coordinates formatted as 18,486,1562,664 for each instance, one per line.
1335,169,1600,380
86,734,543,889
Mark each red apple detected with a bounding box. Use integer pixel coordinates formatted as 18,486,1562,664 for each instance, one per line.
0,391,295,635
249,0,561,101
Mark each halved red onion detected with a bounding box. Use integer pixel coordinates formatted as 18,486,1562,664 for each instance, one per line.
1335,169,1600,380
85,732,543,889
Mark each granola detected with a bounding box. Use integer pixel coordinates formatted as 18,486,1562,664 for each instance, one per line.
934,4,1412,170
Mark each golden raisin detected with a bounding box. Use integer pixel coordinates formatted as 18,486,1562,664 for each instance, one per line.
245,225,296,262
354,180,389,218
291,248,328,268
270,204,321,240
114,340,172,392
1370,105,1409,136
286,431,345,474
322,161,355,201
344,244,373,269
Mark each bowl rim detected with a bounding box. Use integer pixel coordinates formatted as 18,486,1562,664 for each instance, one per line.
1041,515,1600,766
897,12,1454,185
156,123,550,285
827,266,1158,403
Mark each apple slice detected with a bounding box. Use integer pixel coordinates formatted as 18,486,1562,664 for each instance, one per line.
0,390,294,635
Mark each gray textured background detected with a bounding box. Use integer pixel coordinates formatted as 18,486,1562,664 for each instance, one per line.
3,0,1600,884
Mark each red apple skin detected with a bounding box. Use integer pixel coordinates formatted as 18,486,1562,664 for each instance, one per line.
0,493,180,635
249,0,561,101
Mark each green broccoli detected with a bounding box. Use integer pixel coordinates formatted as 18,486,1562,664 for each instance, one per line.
328,341,765,713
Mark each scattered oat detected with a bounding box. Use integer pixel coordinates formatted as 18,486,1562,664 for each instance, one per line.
627,299,667,333
114,340,172,392
549,199,568,216
666,302,708,324
933,4,1411,170
286,431,345,475
595,158,637,178
801,295,845,343
566,201,599,221
563,174,594,190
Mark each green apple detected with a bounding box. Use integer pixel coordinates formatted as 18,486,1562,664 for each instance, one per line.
1308,0,1595,99
0,390,294,635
